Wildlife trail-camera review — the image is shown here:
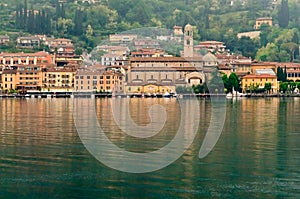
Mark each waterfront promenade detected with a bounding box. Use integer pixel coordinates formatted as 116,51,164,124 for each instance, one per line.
1,92,300,99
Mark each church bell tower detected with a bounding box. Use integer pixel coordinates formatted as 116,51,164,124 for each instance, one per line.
184,24,194,57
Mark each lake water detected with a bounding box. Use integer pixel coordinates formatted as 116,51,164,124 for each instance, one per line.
1,97,300,198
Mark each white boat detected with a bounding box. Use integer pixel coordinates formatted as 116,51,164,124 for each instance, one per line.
163,92,171,98
226,87,246,98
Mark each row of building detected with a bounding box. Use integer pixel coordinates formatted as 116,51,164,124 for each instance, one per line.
0,35,83,66
1,24,300,94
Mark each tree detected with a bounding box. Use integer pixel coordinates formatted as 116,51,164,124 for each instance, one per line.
57,18,74,36
256,43,280,62
264,82,272,93
222,74,230,93
280,42,298,61
85,24,94,40
236,36,259,59
277,67,284,81
73,8,84,36
278,0,289,28
280,82,289,93
229,73,240,92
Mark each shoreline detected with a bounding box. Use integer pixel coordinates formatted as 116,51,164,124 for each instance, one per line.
0,92,299,99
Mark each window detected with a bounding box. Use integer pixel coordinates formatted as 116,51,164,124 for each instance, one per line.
106,81,110,84
87,76,90,79
80,76,84,79
106,76,111,79
93,76,97,79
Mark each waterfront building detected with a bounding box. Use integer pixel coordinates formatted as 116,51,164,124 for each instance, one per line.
42,65,78,92
1,68,17,91
125,24,214,94
241,74,278,93
1,65,43,91
74,66,124,93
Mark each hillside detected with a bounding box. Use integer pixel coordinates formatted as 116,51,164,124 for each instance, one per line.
0,0,300,61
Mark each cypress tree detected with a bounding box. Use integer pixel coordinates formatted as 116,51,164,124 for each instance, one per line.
61,3,66,19
55,0,61,20
24,0,28,29
278,0,289,28
74,9,83,35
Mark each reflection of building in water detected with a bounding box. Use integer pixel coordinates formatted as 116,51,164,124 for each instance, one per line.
0,99,75,146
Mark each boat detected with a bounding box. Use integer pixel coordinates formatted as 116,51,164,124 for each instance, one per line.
226,87,246,98
163,92,171,98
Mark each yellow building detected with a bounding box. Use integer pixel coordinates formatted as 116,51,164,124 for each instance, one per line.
42,67,77,92
1,69,17,91
254,17,272,30
241,74,278,93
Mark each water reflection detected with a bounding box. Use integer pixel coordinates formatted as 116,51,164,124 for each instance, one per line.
0,98,300,198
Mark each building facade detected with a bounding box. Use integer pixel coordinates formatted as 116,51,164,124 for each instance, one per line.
75,68,124,93
241,74,278,93
0,51,54,66
254,17,273,30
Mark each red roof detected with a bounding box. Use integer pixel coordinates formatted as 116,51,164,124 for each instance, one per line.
243,74,277,79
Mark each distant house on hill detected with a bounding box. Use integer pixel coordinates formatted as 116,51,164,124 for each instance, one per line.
109,34,137,44
133,38,160,50
173,25,183,36
194,41,226,54
17,36,40,49
254,17,272,30
0,35,9,46
237,31,261,39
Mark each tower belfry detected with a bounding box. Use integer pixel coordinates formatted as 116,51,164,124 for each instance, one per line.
184,24,194,57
